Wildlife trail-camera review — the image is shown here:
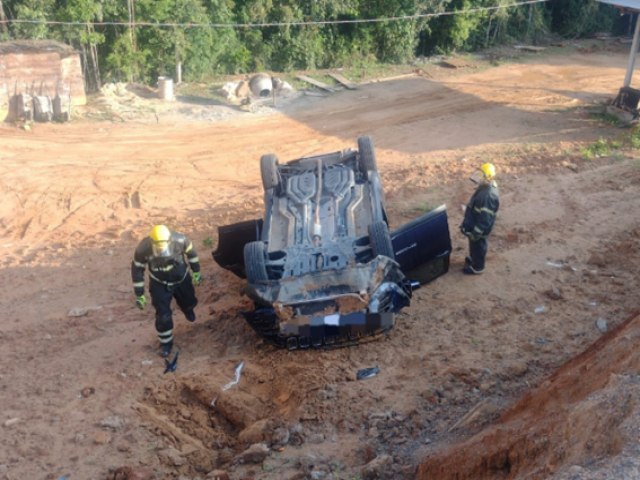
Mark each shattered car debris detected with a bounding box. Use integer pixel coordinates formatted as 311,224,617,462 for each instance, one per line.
213,136,452,349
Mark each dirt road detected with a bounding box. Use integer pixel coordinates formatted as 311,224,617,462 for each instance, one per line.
1,40,639,480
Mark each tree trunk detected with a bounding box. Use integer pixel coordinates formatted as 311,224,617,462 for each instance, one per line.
128,0,136,51
91,42,101,89
0,0,6,33
485,15,492,48
80,44,90,91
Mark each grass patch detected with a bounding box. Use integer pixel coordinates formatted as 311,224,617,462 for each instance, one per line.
413,202,435,214
202,236,214,248
629,126,640,148
581,137,618,160
590,110,626,127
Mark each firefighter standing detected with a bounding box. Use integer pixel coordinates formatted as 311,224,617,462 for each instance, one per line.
131,225,202,356
460,163,500,275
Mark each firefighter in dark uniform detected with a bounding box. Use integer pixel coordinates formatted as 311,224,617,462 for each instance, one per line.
460,163,500,275
131,225,202,356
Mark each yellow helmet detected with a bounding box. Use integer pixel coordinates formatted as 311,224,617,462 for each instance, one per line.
149,225,171,257
480,163,496,181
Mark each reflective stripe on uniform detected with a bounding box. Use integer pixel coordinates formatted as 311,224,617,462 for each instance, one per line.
188,256,199,263
185,242,193,253
473,206,496,216
158,330,173,343
133,281,145,288
133,260,146,268
473,226,484,234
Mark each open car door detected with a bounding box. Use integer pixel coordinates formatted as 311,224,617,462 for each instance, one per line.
212,219,262,278
391,205,451,285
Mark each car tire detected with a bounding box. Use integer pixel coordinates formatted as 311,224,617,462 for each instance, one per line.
358,135,377,174
260,154,279,190
368,221,395,260
244,241,268,282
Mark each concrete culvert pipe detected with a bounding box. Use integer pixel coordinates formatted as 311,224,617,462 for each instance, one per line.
249,74,273,97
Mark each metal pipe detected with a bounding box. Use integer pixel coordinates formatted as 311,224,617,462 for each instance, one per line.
313,158,322,245
624,13,640,87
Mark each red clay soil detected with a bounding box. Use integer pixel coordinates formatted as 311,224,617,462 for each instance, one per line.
417,311,640,479
1,40,640,480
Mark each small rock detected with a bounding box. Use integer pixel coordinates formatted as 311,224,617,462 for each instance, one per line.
93,431,112,445
544,286,563,300
205,470,229,480
289,423,305,446
505,360,529,377
68,305,102,317
310,468,328,480
271,426,290,446
561,160,579,172
596,317,608,333
534,306,547,314
361,454,393,480
3,417,20,427
100,415,125,430
109,466,155,480
234,443,269,464
307,433,325,444
297,453,320,472
73,433,86,444
238,419,271,445
158,447,184,467
587,253,606,267
81,386,95,398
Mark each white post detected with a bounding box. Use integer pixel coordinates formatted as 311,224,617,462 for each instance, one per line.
624,13,640,87
176,62,182,85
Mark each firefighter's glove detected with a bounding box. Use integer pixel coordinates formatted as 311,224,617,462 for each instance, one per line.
192,271,202,286
136,295,147,310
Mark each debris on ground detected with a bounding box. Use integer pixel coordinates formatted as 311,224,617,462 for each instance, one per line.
163,351,179,374
357,367,381,380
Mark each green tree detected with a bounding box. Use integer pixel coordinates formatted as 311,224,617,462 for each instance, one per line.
547,0,617,38
56,0,105,90
8,0,53,39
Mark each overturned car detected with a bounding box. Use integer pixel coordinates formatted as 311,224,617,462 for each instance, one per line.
213,136,451,349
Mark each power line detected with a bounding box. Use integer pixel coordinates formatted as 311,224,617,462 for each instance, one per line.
0,0,549,29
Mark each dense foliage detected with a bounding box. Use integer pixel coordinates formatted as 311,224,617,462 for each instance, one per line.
0,0,623,88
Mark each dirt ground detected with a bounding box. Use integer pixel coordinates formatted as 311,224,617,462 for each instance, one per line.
1,39,640,480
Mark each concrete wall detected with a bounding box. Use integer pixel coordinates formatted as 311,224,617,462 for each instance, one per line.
0,40,86,121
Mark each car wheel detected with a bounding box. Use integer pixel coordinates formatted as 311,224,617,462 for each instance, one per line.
358,135,377,174
368,221,395,260
244,241,268,282
260,154,279,190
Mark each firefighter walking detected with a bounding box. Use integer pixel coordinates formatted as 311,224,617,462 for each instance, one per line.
131,225,202,356
460,163,500,275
